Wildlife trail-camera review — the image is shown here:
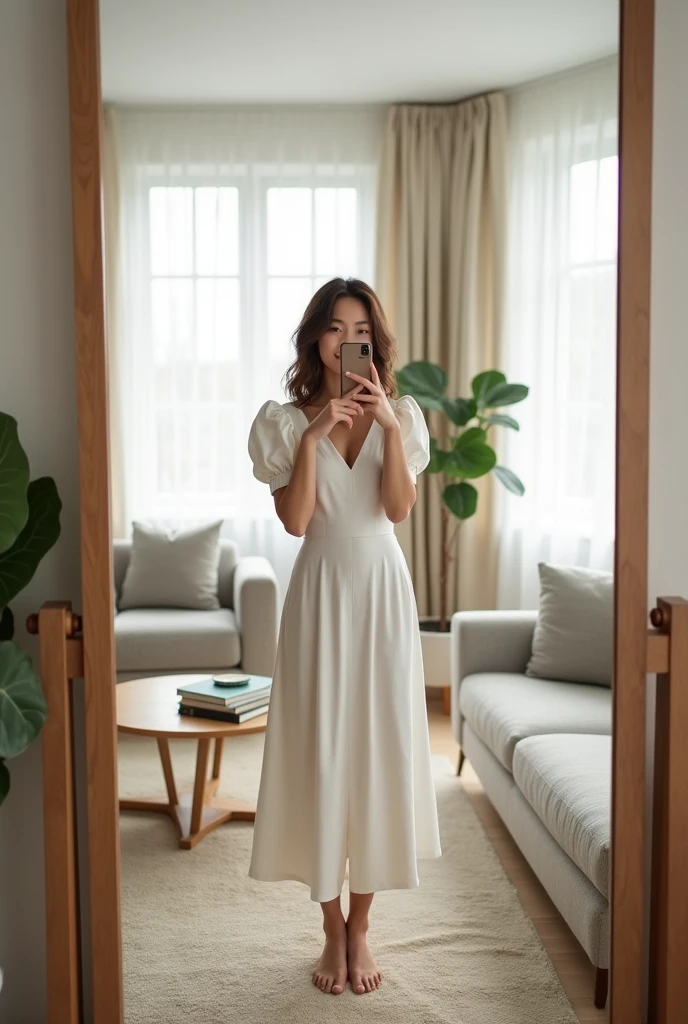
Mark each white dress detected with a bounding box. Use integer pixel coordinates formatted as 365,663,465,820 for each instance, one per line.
246,395,442,904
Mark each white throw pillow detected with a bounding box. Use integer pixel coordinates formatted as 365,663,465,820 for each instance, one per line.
118,520,223,611
526,563,614,687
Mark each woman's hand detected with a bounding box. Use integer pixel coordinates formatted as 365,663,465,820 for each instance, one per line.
303,387,366,440
344,363,398,432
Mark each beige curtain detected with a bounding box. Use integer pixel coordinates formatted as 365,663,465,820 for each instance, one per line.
375,94,508,617
102,107,127,539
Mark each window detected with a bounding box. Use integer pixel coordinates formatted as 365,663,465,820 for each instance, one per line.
148,186,241,503
137,177,372,519
558,153,618,525
107,107,383,533
266,185,359,391
497,61,619,608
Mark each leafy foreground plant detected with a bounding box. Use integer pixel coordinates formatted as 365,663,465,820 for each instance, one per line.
0,412,62,807
395,363,529,632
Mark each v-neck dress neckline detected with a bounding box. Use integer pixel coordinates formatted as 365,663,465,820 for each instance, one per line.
292,405,376,472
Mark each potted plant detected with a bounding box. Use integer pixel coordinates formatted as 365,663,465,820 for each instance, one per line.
0,412,61,990
0,411,62,985
395,363,528,697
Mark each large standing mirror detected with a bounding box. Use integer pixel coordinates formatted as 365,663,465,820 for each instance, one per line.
58,0,655,1020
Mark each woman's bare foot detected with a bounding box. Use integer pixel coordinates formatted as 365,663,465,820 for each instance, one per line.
312,918,348,995
347,921,382,994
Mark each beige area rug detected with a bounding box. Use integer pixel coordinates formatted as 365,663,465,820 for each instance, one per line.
118,732,577,1024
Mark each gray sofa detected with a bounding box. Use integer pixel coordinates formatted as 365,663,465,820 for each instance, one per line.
113,538,279,682
450,610,611,1009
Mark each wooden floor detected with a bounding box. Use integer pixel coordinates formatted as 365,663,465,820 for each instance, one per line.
426,693,609,1024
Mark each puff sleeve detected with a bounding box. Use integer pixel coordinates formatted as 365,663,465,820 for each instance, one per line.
394,395,431,482
247,400,297,495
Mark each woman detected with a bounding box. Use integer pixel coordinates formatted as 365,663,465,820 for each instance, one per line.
247,278,442,996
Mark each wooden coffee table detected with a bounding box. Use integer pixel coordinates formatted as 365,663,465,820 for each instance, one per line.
116,674,268,850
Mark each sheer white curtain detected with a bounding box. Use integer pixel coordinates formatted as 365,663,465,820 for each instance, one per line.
496,60,619,609
104,105,384,601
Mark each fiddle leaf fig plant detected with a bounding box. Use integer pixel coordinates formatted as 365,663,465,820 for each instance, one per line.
395,362,529,632
0,412,62,807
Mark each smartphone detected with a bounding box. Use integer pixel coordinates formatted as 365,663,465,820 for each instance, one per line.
340,342,373,397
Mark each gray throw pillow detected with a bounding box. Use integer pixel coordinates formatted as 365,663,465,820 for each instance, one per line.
526,563,614,687
118,520,223,611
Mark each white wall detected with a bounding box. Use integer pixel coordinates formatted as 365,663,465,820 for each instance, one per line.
0,2,82,1022
644,0,688,1018
648,1,688,601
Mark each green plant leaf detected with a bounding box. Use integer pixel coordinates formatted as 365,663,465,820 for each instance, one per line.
426,437,448,474
442,397,477,427
0,641,47,759
0,607,14,642
443,440,497,480
493,465,526,495
395,361,448,411
472,371,506,408
0,758,9,807
443,482,478,520
0,413,31,555
483,382,529,408
454,427,488,448
0,477,62,608
482,413,520,431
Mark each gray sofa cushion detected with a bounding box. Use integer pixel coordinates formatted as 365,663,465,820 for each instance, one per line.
459,673,612,771
526,563,613,686
463,722,610,967
513,733,611,897
119,520,223,611
114,537,240,611
115,607,241,672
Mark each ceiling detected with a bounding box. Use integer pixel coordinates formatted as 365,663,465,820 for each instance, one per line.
100,0,618,105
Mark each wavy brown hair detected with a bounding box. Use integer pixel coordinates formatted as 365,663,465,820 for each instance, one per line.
283,278,399,408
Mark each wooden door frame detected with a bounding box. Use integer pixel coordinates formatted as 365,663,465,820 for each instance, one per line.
65,1,122,1021
612,0,655,1018
62,0,655,1020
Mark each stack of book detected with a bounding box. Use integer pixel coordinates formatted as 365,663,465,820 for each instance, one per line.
177,673,272,724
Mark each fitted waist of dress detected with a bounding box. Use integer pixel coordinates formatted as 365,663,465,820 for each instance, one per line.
303,527,396,541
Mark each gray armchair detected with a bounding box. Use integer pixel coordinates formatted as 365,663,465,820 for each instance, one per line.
113,538,279,682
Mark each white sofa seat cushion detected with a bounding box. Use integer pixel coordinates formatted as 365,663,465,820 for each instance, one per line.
513,734,611,897
115,608,241,672
459,673,612,771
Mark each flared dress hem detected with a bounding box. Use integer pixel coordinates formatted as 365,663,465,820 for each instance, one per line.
248,847,443,904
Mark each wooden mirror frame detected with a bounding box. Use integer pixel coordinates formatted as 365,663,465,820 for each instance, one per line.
62,0,655,1020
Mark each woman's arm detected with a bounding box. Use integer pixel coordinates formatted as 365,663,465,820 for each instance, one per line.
272,432,318,537
381,421,417,523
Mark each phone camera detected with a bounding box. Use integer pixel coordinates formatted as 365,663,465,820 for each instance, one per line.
361,344,370,355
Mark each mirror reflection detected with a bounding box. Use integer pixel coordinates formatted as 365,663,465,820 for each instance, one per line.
101,2,619,1019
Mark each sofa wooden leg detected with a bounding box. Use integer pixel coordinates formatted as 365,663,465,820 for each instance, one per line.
457,749,465,776
594,967,608,1009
